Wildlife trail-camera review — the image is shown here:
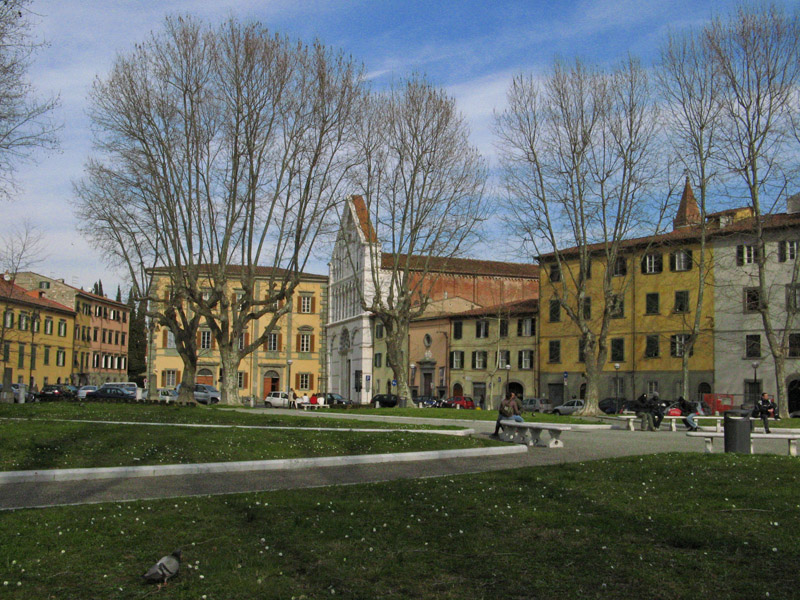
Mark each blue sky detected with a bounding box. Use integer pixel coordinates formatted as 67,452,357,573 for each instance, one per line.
7,0,799,295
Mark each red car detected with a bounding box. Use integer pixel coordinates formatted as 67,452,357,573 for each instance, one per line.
441,396,475,409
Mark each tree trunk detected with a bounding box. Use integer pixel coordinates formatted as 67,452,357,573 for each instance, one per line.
176,357,197,406
219,343,242,406
384,319,410,407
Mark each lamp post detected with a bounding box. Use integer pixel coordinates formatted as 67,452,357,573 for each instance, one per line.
286,359,293,408
505,363,511,396
614,363,621,412
751,361,760,403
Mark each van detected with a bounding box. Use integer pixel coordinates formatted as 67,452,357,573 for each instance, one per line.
99,382,141,400
521,397,553,413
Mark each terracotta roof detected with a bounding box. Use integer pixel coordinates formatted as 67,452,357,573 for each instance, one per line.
413,298,538,321
350,195,378,243
380,253,539,278
148,264,327,282
16,272,130,309
539,210,800,261
0,279,75,314
673,177,701,229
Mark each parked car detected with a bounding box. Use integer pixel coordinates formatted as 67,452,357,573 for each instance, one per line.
158,388,178,403
0,383,35,402
86,386,131,401
77,385,98,400
322,393,351,407
96,382,137,399
552,399,585,415
38,384,77,400
441,395,475,409
176,383,221,404
599,397,626,414
521,397,553,413
372,393,399,408
264,391,291,408
413,395,438,408
101,381,141,399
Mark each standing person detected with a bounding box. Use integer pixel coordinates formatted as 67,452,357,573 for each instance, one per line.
492,393,523,437
754,392,777,433
289,388,297,409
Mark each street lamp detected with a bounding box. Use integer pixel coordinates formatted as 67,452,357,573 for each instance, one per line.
614,363,621,412
751,361,760,403
286,359,293,408
505,363,511,395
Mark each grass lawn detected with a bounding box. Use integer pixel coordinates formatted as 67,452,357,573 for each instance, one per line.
307,405,603,424
0,453,798,599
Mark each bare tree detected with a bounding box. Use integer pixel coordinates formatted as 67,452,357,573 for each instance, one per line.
347,76,488,406
74,16,365,404
658,25,723,403
705,5,800,417
495,57,666,416
0,0,59,200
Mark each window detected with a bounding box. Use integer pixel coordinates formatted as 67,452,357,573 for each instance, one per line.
670,249,693,271
29,345,36,369
549,264,561,282
642,253,663,274
57,320,67,337
267,332,279,352
439,367,445,387
18,313,28,331
674,291,690,314
548,340,561,363
39,281,50,289
779,240,798,262
3,310,13,328
375,321,384,339
745,334,761,358
92,352,99,368
610,338,625,362
518,349,533,369
374,352,382,368
114,331,120,345
645,293,659,315
238,333,246,351
496,349,510,368
787,285,800,312
56,349,66,367
93,327,98,341
736,244,757,265
549,299,561,323
475,320,489,338
301,295,312,313
44,317,52,335
648,381,660,396
789,334,800,358
121,333,126,346
453,321,462,340
164,370,177,387
582,261,592,280
582,297,591,320
670,334,692,357
32,316,39,333
610,295,624,319
2,342,8,361
17,344,24,368
744,288,762,313
578,338,586,363
449,351,464,369
201,330,212,349
102,329,107,343
517,317,534,337
299,373,310,389
499,319,508,338
645,335,659,358
612,257,627,277
472,351,487,369
238,371,247,388
299,333,311,353
43,346,50,365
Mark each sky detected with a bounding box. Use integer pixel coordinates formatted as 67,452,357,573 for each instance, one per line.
5,0,799,297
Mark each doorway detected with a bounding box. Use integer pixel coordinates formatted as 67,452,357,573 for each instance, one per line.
508,381,523,398
452,382,463,397
196,368,214,386
423,372,433,396
548,383,565,406
788,379,800,414
263,370,280,396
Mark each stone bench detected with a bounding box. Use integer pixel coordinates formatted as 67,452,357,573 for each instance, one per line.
686,431,799,456
498,420,571,448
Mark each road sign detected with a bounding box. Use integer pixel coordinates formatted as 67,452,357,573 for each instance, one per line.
563,371,568,381
365,375,371,381
392,379,397,386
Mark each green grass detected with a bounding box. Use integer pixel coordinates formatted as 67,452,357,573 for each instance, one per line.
1,453,798,599
321,405,603,424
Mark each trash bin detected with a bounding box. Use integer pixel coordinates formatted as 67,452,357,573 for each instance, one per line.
723,410,751,454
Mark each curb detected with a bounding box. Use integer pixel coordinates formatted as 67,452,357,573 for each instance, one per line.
0,444,527,484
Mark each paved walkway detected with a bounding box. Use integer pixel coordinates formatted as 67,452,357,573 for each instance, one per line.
0,411,793,510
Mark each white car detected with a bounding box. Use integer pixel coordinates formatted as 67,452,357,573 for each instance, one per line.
77,385,98,399
264,391,291,408
552,399,584,415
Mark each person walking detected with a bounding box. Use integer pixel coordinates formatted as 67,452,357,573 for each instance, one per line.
289,388,297,409
754,392,777,433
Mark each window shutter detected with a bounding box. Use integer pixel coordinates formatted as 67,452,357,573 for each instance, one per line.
296,334,301,351
196,331,201,348
161,371,166,387
311,296,316,313
517,319,523,336
655,254,662,273
176,370,181,384
471,351,476,369
669,252,676,272
298,296,303,312
779,242,787,263
686,250,693,269
295,373,300,389
278,333,283,351
736,245,744,266
310,335,315,353
243,372,249,389
518,351,523,369
211,336,216,350
449,352,454,368
263,339,269,352
309,374,314,389
244,333,250,348
475,321,480,337
162,329,168,348
641,256,647,274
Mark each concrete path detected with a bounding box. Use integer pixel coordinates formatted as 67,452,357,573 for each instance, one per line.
0,411,794,511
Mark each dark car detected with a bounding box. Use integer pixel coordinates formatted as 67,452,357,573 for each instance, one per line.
38,384,77,400
372,394,399,408
599,397,626,414
413,395,438,408
86,386,131,401
441,396,475,409
322,393,351,407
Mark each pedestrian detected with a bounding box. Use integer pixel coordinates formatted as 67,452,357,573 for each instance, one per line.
478,395,485,410
289,388,297,409
754,392,778,433
492,393,523,437
678,396,700,431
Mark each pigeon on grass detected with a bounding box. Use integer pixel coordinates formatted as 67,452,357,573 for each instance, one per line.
143,549,181,586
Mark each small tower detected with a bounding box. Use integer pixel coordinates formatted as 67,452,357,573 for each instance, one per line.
673,176,701,230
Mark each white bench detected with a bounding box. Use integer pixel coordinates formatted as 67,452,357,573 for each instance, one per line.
659,415,724,432
686,431,800,456
299,402,328,410
498,420,571,448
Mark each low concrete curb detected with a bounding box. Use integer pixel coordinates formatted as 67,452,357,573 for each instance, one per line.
0,444,527,484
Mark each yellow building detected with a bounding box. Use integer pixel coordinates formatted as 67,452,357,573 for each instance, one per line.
150,268,327,400
1,279,76,390
538,181,715,404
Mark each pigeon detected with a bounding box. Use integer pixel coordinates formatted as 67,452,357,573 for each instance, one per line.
142,549,181,585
